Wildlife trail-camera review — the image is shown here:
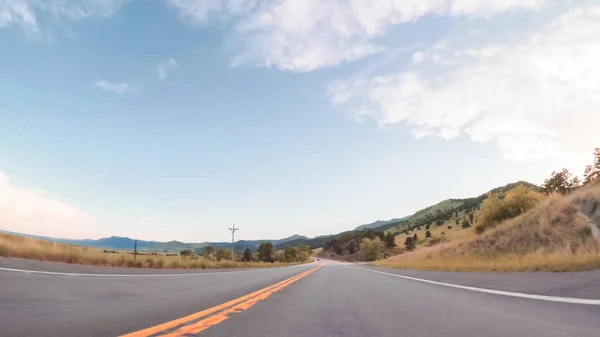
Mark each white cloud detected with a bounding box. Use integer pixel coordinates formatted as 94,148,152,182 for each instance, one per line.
156,58,178,80
328,6,600,161
94,80,136,95
0,0,38,30
169,0,547,72
0,171,87,237
0,0,127,31
412,52,424,63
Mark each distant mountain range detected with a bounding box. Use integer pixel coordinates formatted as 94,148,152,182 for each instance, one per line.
1,214,417,253
0,229,309,253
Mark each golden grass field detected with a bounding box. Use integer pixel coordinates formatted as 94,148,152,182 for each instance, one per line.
376,184,600,272
0,233,306,269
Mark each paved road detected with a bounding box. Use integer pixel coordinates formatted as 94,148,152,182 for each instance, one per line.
1,259,600,337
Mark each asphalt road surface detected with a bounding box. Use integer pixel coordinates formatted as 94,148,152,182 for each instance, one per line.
2,258,600,337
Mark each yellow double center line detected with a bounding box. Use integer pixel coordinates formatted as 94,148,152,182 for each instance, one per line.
121,265,322,337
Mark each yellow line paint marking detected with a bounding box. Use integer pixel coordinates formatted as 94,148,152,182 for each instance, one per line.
120,265,321,337
161,265,322,336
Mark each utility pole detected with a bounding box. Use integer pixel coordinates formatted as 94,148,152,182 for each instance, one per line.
229,223,239,261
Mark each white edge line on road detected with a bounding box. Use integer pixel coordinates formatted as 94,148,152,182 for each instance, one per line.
353,266,600,305
0,262,314,278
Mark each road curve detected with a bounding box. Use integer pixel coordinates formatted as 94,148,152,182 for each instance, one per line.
1,259,600,337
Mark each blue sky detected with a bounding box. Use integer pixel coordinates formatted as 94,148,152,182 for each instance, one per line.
1,0,599,242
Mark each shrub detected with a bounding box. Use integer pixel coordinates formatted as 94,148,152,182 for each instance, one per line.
154,257,165,268
215,249,232,261
476,185,545,233
180,249,193,259
359,237,384,261
425,231,432,238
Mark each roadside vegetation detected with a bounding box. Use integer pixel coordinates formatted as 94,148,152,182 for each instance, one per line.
374,148,600,272
0,234,311,269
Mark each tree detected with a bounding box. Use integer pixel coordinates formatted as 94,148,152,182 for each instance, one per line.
215,248,232,261
542,168,580,195
462,219,471,229
404,237,415,251
469,212,474,223
358,237,384,261
583,148,600,185
412,233,418,242
179,249,193,259
203,245,215,259
455,218,459,225
384,232,396,248
242,248,252,262
274,249,285,262
425,223,431,230
257,242,274,262
347,241,357,254
425,230,432,238
284,247,298,262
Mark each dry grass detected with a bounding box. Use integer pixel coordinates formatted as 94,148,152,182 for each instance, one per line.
375,185,600,272
310,247,323,257
0,233,306,269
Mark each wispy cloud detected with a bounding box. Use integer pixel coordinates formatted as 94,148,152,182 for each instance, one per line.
0,1,38,30
0,0,127,32
94,80,137,95
328,6,600,162
156,58,178,80
169,0,547,72
0,171,87,237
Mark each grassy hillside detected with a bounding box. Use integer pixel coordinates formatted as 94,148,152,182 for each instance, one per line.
375,184,600,272
381,181,541,235
281,181,541,261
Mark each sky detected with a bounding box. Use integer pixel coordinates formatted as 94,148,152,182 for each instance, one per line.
0,0,599,242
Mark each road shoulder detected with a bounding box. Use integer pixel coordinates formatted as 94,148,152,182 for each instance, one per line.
355,264,600,299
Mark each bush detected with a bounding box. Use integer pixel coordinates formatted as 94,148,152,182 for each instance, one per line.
180,249,193,259
359,237,384,261
215,249,232,261
476,185,545,233
154,257,165,268
425,231,432,238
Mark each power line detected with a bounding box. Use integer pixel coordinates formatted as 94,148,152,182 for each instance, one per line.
0,166,149,223
0,101,199,223
0,102,168,211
